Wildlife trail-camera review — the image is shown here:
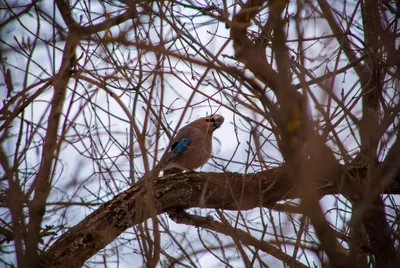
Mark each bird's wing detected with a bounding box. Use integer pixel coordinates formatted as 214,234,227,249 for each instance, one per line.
159,124,194,170
163,138,191,167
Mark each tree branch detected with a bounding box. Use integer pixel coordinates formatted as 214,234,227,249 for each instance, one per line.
168,209,308,268
39,165,400,268
26,1,79,265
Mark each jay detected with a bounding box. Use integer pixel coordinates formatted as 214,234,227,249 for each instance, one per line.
160,114,224,174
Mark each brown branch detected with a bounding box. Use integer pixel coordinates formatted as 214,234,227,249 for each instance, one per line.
39,166,400,268
0,226,14,243
357,2,398,266
230,0,281,90
0,147,26,267
362,196,399,267
26,1,80,265
168,209,309,268
317,0,371,87
230,1,353,265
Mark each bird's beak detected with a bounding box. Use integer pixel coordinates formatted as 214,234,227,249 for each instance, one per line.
209,114,224,131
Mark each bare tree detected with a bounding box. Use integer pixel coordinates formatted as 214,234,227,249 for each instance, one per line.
1,0,399,267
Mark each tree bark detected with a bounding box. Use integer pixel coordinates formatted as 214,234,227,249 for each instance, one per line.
39,165,400,268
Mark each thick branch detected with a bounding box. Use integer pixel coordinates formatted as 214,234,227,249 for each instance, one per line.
230,0,281,90
39,166,400,268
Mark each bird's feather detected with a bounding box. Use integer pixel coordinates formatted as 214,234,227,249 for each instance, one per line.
164,138,191,165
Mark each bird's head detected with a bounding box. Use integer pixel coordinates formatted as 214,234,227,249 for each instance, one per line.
204,114,224,131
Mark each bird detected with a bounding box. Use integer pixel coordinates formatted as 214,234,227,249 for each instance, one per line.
159,114,224,175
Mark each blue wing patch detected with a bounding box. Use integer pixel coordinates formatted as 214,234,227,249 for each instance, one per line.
171,138,191,153
163,138,191,167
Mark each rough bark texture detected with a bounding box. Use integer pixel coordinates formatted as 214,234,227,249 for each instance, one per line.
39,165,400,268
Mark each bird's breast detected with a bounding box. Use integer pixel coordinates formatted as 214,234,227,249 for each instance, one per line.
175,134,212,170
